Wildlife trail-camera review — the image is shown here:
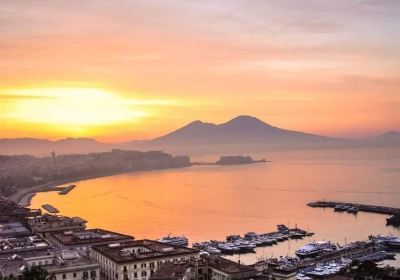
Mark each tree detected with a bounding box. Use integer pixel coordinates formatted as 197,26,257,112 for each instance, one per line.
20,266,49,280
2,266,50,280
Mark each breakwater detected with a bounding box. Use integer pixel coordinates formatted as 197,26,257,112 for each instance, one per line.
308,201,400,215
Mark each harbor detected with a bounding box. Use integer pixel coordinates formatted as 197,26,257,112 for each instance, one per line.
193,224,314,255
262,235,400,280
158,231,400,279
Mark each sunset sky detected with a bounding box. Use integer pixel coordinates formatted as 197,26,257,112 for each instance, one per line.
1,0,399,142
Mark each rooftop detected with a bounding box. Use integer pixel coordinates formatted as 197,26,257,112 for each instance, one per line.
0,235,52,255
150,262,194,280
0,222,30,237
92,239,198,264
208,256,257,275
47,251,99,272
0,250,98,277
28,213,87,224
51,228,134,246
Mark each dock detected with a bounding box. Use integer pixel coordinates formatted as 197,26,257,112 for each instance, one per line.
307,201,400,215
193,224,313,255
267,236,398,275
42,204,59,213
58,184,76,195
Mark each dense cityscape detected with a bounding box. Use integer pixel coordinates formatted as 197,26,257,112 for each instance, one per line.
0,150,190,197
0,176,399,280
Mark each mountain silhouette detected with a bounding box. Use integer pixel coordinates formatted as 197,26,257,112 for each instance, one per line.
151,115,339,146
0,116,399,155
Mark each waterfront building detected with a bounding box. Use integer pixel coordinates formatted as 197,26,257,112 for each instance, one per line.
207,257,258,280
0,235,53,255
0,221,31,238
150,256,259,280
0,196,40,222
149,261,197,280
27,213,87,236
47,228,134,256
0,250,99,280
90,239,199,280
47,251,100,280
268,266,297,280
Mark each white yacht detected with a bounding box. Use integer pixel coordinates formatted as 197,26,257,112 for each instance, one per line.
295,241,337,258
158,235,188,247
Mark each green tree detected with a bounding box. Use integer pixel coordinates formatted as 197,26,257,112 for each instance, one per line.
2,266,50,280
20,266,49,280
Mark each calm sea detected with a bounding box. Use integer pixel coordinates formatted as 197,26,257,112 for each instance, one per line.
31,148,400,265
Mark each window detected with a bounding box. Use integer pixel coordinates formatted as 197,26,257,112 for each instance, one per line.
134,272,137,278
141,271,147,277
150,262,154,268
63,274,66,279
83,271,89,279
90,270,97,278
73,272,77,278
134,264,137,269
141,263,146,268
123,266,127,272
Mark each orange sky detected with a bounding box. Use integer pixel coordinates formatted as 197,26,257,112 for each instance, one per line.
1,0,400,142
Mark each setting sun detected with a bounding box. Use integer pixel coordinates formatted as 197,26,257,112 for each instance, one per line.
3,87,148,127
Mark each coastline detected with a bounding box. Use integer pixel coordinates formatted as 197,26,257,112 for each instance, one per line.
8,167,191,207
8,160,268,208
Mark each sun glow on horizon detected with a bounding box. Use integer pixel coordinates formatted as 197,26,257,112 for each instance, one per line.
3,87,149,128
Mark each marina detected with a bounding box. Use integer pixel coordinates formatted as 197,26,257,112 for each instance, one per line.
193,224,313,255
261,235,399,280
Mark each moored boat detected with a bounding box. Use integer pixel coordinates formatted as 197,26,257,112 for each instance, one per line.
295,241,337,258
158,235,188,247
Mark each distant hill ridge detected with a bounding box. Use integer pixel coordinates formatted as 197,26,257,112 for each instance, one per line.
151,115,337,145
0,115,399,155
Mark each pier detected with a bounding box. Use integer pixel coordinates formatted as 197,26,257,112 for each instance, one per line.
58,184,76,195
307,200,400,215
42,204,59,213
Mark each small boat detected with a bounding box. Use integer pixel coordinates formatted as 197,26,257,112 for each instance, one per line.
347,207,359,214
386,214,400,227
244,232,258,240
334,205,346,211
226,235,241,242
277,224,289,232
289,232,304,239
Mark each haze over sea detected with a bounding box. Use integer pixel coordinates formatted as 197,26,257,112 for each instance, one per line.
31,148,400,265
